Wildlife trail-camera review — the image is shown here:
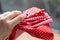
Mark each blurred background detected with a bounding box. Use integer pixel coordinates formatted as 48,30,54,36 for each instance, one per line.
0,0,60,40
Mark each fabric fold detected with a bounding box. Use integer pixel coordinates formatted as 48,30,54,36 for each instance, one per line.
7,7,54,40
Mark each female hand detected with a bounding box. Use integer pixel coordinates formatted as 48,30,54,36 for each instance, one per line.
0,11,27,40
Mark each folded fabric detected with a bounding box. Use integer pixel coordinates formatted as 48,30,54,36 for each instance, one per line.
7,7,54,40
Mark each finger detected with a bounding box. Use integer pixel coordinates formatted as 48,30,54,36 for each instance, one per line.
0,12,10,18
4,10,22,20
9,13,27,28
1,12,10,16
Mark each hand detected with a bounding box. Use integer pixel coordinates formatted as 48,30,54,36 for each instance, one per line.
0,11,27,40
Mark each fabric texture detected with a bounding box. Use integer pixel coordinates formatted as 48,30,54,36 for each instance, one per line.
7,7,54,40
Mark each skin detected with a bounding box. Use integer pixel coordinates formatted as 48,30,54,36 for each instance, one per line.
0,11,27,40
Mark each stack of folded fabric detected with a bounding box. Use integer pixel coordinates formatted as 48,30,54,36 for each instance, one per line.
7,7,54,40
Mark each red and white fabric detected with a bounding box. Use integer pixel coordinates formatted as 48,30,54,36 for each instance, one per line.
7,7,54,40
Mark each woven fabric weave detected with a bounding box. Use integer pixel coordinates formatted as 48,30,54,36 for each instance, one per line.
7,7,54,40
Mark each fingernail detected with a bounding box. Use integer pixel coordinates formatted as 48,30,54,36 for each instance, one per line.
20,13,27,20
22,13,27,18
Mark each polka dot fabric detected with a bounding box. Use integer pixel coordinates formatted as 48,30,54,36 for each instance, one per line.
7,7,54,40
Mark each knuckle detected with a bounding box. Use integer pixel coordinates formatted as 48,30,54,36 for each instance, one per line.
6,21,12,28
5,21,12,30
12,10,22,14
6,21,10,26
6,21,13,28
0,17,6,22
6,22,13,30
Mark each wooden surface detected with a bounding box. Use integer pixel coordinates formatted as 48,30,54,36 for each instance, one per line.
54,33,60,40
16,32,60,40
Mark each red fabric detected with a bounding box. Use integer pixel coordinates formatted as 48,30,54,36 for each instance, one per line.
7,7,54,40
